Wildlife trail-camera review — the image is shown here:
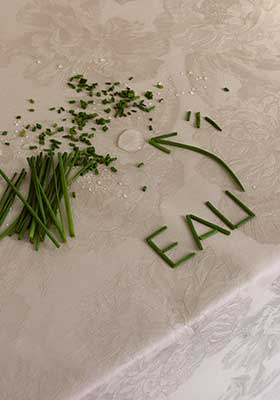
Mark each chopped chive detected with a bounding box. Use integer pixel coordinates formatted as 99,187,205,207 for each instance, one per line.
28,109,35,112
148,125,153,131
142,186,147,192
49,107,55,111
29,145,38,150
16,115,22,120
4,142,10,146
144,91,153,100
28,99,35,104
110,166,117,173
128,76,134,81
154,82,164,89
71,192,76,199
186,111,191,121
204,116,222,131
195,112,200,128
137,162,144,168
1,131,8,136
19,130,26,137
222,87,230,92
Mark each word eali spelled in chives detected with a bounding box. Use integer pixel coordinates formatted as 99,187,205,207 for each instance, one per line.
146,190,255,269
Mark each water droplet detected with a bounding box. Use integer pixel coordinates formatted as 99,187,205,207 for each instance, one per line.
57,64,63,69
118,129,144,152
122,193,128,199
180,72,184,76
36,60,41,64
175,93,180,97
118,182,123,186
252,185,257,189
198,76,203,80
189,91,194,95
203,86,207,89
99,58,106,62
187,71,193,75
97,181,101,185
203,76,208,80
88,187,92,192
181,91,185,95
195,77,199,80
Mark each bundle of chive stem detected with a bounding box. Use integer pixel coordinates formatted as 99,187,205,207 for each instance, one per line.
0,148,116,250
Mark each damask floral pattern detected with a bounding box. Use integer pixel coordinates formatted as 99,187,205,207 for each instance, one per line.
0,0,169,84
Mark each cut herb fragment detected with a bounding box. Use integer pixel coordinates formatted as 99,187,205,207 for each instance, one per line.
222,87,230,92
144,91,153,100
195,112,200,128
137,162,144,168
185,111,191,121
154,82,164,89
142,186,147,192
204,116,222,131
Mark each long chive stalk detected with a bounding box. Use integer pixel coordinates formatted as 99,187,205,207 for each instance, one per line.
148,140,171,154
0,168,60,248
30,159,66,242
0,218,19,240
0,172,17,211
151,136,245,192
185,215,203,250
58,153,75,237
0,169,27,227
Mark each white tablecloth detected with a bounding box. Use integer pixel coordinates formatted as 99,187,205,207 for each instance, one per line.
1,1,280,399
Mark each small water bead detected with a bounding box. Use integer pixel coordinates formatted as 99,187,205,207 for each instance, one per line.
36,60,41,64
189,91,194,95
252,185,257,189
191,87,196,91
97,181,102,185
203,76,208,80
122,193,128,199
118,129,144,152
118,182,123,186
181,91,185,95
187,71,193,75
57,64,63,69
175,93,180,97
99,58,106,63
203,86,207,89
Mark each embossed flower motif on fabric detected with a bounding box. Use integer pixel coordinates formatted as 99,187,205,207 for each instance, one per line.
155,0,260,47
0,0,169,83
193,97,280,244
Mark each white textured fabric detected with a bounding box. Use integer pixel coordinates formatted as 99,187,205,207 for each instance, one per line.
1,1,280,399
